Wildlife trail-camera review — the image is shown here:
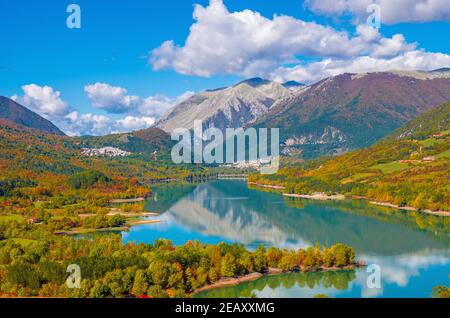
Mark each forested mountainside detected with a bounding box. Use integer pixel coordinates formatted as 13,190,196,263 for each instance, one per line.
250,101,450,212
254,70,450,159
157,70,450,159
0,96,65,136
0,119,204,182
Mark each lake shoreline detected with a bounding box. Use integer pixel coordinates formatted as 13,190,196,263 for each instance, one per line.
284,193,346,201
248,182,450,216
367,200,450,217
248,182,286,190
56,219,160,236
78,211,159,219
192,265,362,296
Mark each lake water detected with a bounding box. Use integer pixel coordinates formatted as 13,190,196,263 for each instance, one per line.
121,180,450,298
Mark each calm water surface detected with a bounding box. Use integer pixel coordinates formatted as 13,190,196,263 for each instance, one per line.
120,180,450,298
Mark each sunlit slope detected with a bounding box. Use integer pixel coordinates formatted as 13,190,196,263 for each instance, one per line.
250,101,450,211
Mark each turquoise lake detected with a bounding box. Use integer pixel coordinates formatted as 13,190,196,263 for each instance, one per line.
119,180,450,298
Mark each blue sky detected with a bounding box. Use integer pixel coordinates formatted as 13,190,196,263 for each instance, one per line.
1,0,449,135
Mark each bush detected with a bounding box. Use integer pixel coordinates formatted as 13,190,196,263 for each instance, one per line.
7,264,40,290
68,171,110,189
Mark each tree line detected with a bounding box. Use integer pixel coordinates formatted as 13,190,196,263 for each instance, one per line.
0,219,357,298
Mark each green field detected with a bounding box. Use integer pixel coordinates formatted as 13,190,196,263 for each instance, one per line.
436,149,450,159
418,138,445,147
370,162,411,174
11,238,38,247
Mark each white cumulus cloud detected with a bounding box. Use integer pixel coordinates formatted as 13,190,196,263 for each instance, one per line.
12,83,192,136
270,50,450,83
149,0,420,78
85,82,194,118
138,91,194,118
62,111,113,136
115,116,156,132
305,0,450,24
84,83,140,114
61,112,157,136
11,84,70,119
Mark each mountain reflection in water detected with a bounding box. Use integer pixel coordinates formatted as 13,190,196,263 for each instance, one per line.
120,180,450,298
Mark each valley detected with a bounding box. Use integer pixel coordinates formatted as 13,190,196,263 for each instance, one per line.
3,0,450,305
0,70,449,299
158,70,450,159
250,101,450,213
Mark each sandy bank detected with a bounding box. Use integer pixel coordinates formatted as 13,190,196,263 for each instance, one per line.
56,219,160,235
368,201,450,217
78,211,158,219
248,182,286,190
192,264,362,295
193,272,264,294
109,198,145,204
283,193,346,201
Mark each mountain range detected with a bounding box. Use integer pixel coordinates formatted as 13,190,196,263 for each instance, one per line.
0,86,448,212
256,69,450,158
158,69,450,158
156,78,306,132
1,68,450,160
0,117,176,181
0,96,172,156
